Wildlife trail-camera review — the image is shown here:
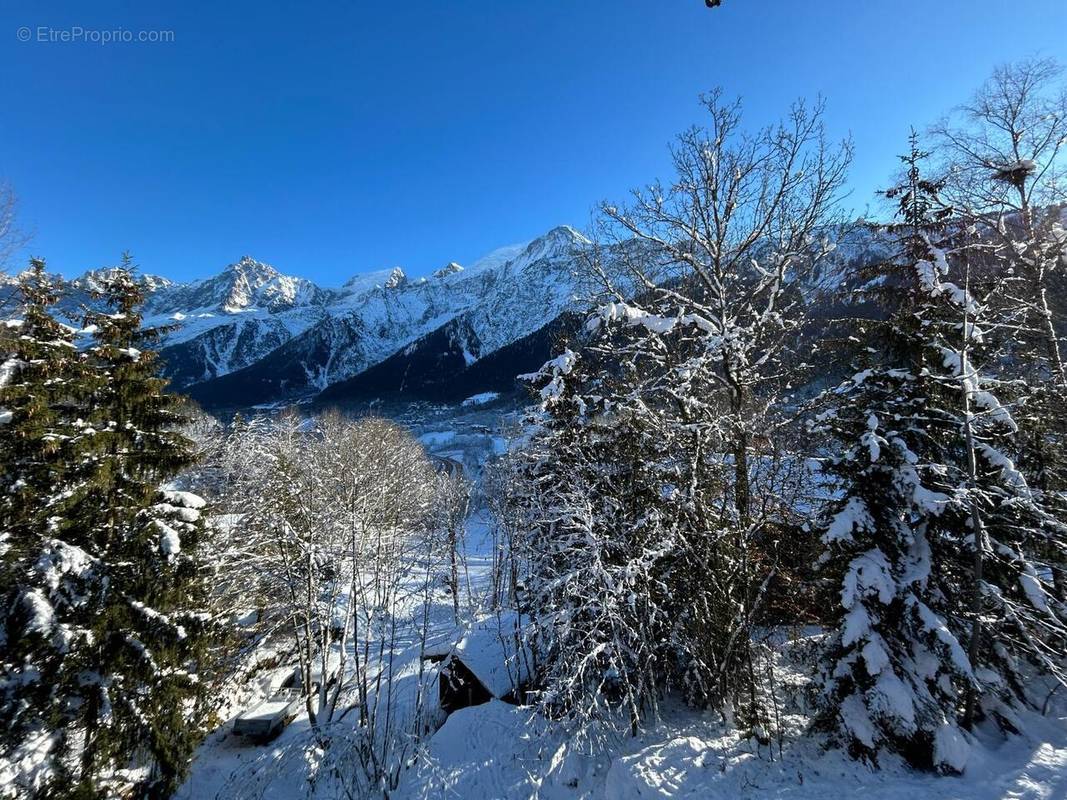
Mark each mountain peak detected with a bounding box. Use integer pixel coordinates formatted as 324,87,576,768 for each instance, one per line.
217,257,285,311
145,256,327,314
432,262,464,279
226,255,280,278
384,267,407,289
545,224,588,242
515,225,589,266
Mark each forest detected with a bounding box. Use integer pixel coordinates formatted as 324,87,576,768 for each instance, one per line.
2,57,1067,800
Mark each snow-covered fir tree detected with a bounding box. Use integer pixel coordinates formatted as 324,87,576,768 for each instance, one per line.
518,343,680,735
0,259,87,795
1,256,211,798
0,259,80,567
814,137,1067,772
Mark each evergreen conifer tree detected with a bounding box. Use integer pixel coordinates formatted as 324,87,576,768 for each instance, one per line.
813,137,976,770
519,342,678,735
0,258,88,796
1,255,211,798
0,258,80,580
65,256,209,797
815,136,1067,772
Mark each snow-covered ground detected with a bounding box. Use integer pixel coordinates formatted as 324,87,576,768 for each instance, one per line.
175,507,502,800
179,504,1067,800
396,695,1067,800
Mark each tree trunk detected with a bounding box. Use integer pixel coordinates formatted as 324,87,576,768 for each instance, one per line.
959,258,987,730
449,520,461,622
1016,184,1066,389
734,416,751,526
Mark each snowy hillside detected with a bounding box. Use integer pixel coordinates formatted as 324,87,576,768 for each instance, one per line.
183,225,593,405
0,226,594,408
0,222,910,411
173,508,1067,800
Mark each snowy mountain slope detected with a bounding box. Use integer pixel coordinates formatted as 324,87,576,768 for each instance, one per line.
147,255,331,316
75,266,175,296
0,229,588,402
0,222,908,411
183,225,591,407
142,256,336,384
308,314,484,405
316,311,580,406
0,256,336,386
184,312,379,409
156,314,322,388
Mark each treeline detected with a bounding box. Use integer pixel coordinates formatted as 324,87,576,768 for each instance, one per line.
490,59,1067,772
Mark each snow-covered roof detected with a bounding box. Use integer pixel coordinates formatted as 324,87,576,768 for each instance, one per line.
436,612,531,698
238,692,300,723
462,391,500,407
423,625,464,660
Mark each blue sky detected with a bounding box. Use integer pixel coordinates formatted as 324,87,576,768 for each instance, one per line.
2,0,1066,285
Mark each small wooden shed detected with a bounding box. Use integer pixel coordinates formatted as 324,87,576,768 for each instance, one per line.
424,612,531,715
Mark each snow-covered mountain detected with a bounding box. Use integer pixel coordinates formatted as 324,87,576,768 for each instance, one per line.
148,255,330,314
182,225,591,407
1,222,902,410
0,226,593,408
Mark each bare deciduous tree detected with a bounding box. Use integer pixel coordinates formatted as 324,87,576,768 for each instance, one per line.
933,57,1067,387
434,466,471,623
213,413,436,714
516,92,852,739
591,90,851,524
0,181,31,272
